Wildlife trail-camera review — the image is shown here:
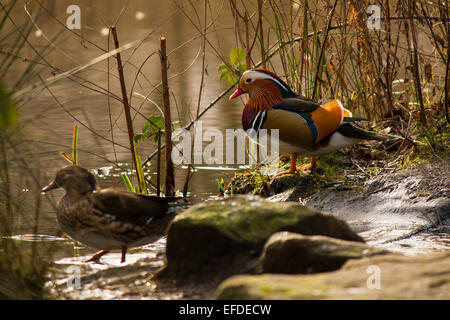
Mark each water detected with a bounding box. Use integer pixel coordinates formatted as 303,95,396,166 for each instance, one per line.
3,0,245,261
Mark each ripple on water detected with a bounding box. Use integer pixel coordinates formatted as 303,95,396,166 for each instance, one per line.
8,234,66,242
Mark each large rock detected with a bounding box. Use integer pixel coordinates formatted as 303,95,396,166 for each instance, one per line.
215,251,450,299
260,232,389,274
164,195,363,276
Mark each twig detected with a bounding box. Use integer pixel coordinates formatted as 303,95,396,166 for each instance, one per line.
183,0,208,197
445,0,450,124
257,0,266,68
111,26,143,192
408,0,427,126
160,36,175,196
312,0,338,100
157,130,161,197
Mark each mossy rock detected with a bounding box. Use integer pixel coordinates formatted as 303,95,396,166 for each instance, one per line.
164,195,363,276
215,251,450,299
260,232,389,274
227,172,271,196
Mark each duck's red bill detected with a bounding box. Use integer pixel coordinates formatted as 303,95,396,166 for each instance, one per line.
229,87,245,100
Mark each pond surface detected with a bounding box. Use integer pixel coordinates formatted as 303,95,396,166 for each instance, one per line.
4,0,248,262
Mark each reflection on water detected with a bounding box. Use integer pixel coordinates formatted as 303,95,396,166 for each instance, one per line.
4,0,244,243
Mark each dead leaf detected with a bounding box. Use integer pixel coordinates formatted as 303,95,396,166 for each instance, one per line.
424,63,433,82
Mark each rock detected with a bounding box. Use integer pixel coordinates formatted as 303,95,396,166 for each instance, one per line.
215,251,450,299
227,173,271,197
435,199,450,225
269,174,318,196
164,195,363,276
260,232,389,274
266,186,305,203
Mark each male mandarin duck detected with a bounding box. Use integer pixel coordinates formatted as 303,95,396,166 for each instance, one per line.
42,165,179,263
229,69,384,177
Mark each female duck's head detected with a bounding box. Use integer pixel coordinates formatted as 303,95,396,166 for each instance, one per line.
42,165,97,195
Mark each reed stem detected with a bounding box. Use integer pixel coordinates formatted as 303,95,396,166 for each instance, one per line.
160,35,175,197
111,26,143,191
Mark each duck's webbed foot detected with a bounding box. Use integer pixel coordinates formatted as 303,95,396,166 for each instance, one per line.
85,250,109,264
271,155,318,181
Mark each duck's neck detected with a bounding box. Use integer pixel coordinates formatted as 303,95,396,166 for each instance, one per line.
245,83,283,112
242,83,283,130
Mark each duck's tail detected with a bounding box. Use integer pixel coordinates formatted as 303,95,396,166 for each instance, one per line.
337,123,385,141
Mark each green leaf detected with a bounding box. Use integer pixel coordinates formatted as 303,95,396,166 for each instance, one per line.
237,64,248,74
147,115,164,131
121,173,134,192
229,48,245,66
135,115,165,143
217,64,228,72
226,77,235,86
220,70,228,81
133,140,147,194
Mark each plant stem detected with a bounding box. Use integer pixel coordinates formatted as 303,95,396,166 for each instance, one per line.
257,0,266,69
111,26,143,191
408,1,427,126
157,129,161,196
183,0,208,197
160,35,175,197
312,0,338,101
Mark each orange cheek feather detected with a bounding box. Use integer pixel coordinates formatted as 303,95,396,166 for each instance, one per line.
310,100,345,143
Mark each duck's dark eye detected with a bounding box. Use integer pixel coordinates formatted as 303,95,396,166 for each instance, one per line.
245,78,252,83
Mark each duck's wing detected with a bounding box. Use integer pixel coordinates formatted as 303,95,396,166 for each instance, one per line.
272,97,321,114
59,196,148,244
271,99,368,143
135,194,181,203
263,108,317,150
92,189,172,224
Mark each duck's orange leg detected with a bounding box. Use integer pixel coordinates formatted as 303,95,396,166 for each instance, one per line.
299,156,317,171
271,155,317,180
86,250,109,264
288,153,298,173
270,154,298,180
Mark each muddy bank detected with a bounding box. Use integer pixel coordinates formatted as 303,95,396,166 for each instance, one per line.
232,158,450,254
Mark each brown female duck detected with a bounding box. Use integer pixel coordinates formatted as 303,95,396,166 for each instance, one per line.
42,165,178,263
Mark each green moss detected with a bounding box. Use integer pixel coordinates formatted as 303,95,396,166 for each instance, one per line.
227,153,349,198
402,120,449,168
227,171,271,196
215,274,330,300
174,199,312,245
